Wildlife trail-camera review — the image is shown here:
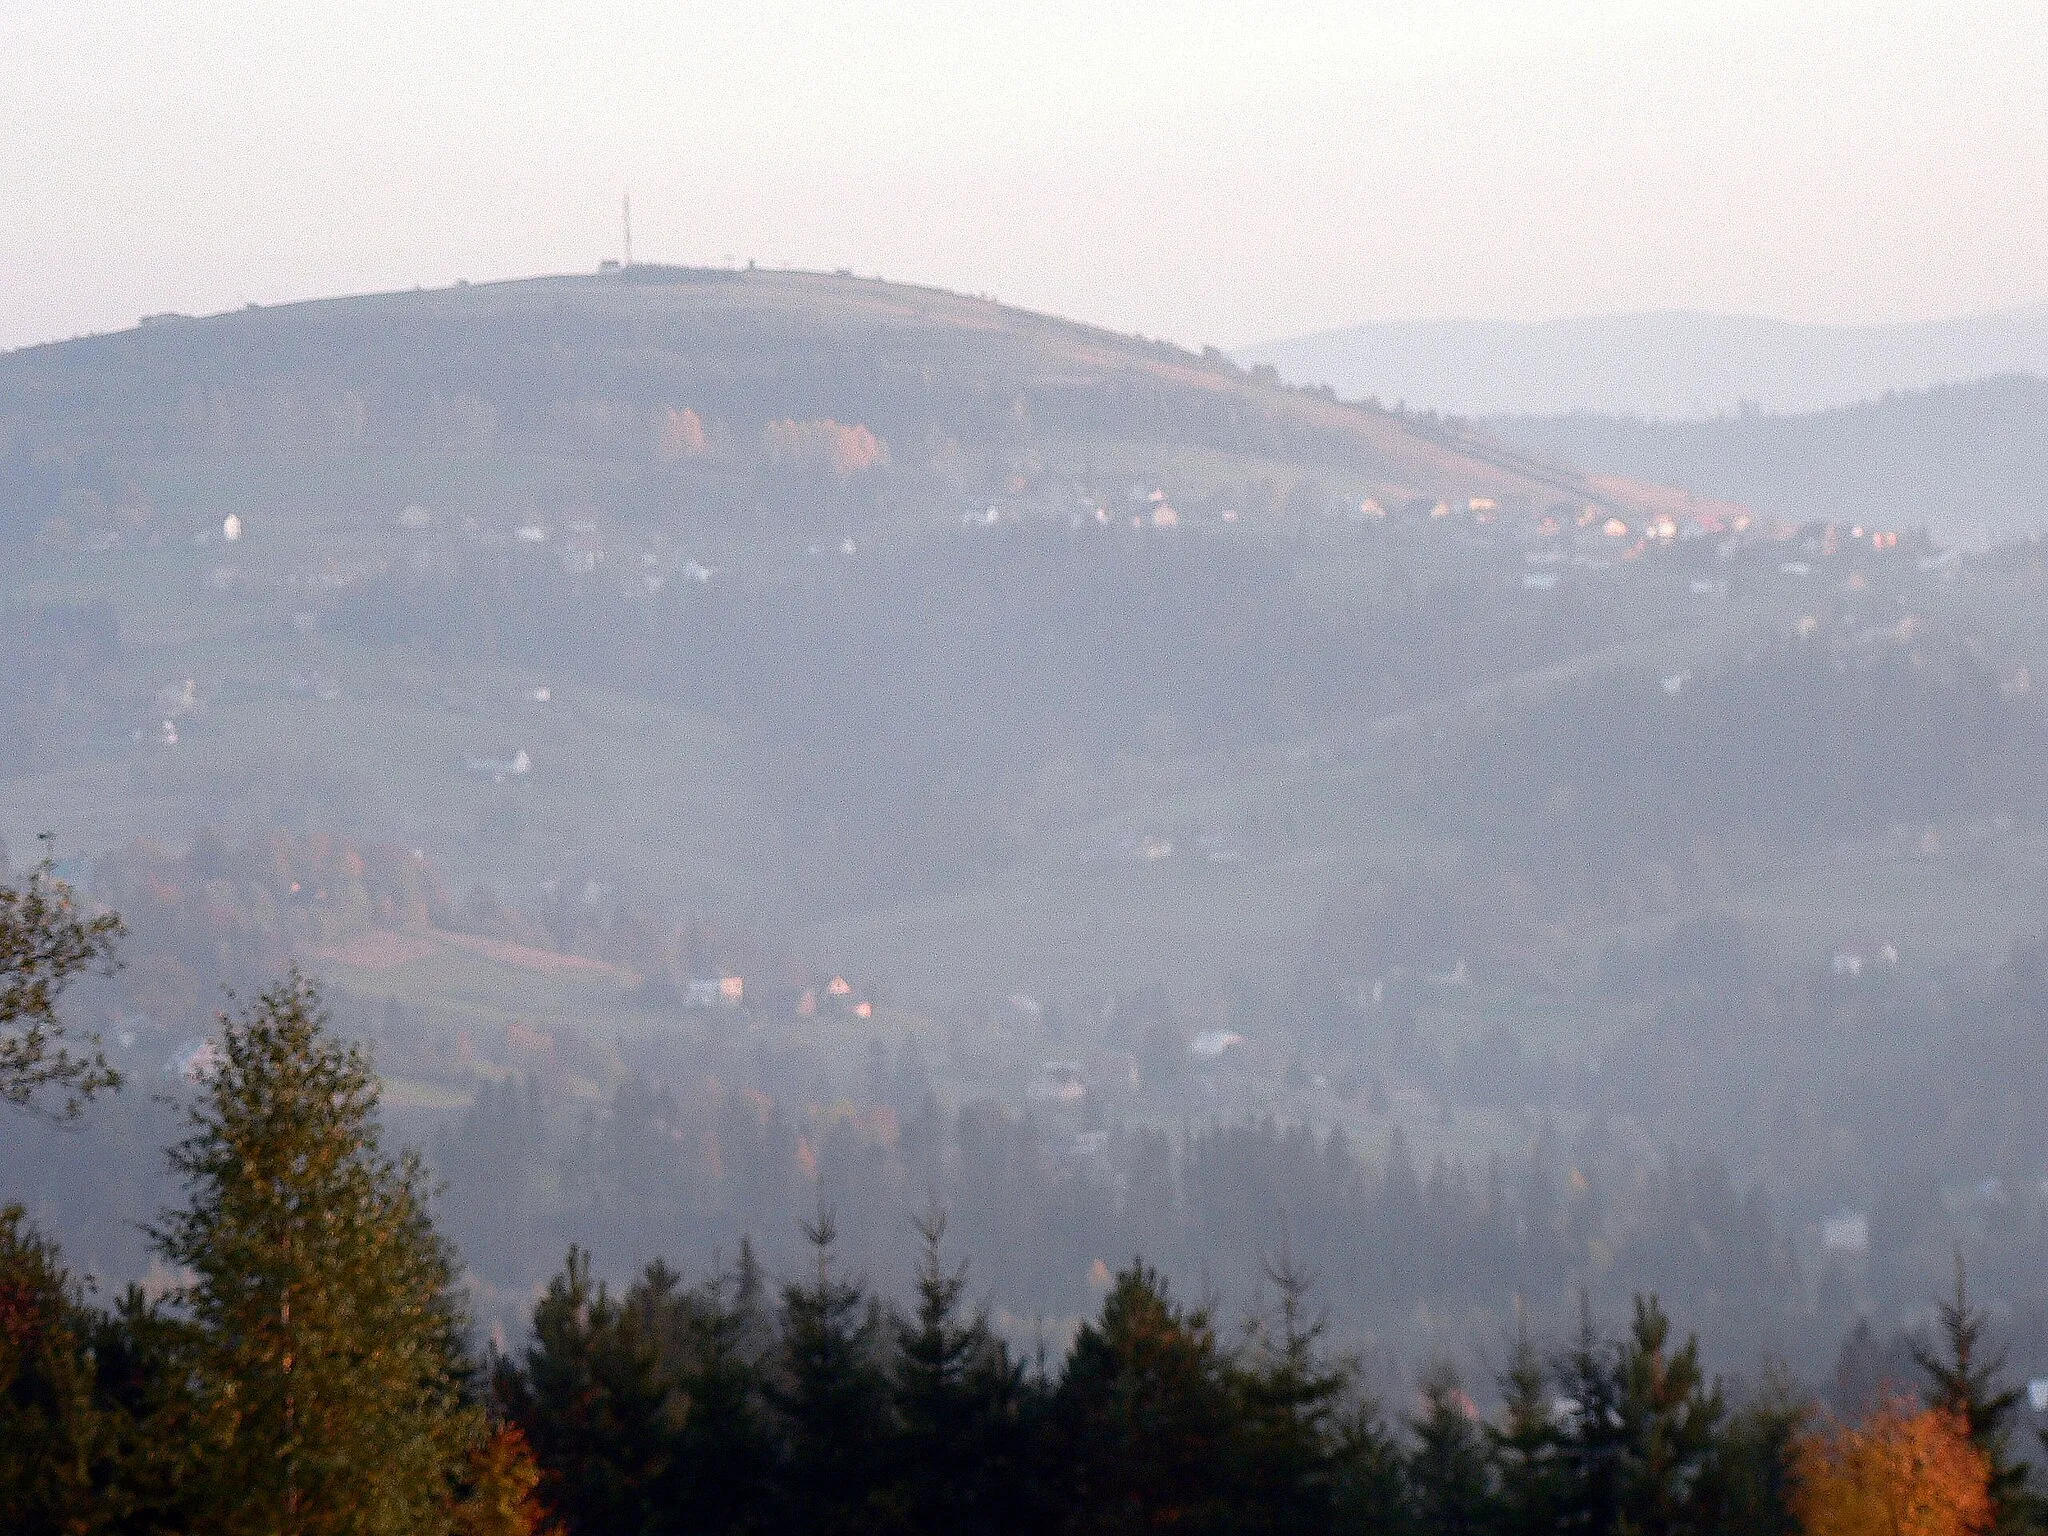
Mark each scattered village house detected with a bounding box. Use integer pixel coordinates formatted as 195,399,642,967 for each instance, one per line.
464,747,531,783
686,975,745,1007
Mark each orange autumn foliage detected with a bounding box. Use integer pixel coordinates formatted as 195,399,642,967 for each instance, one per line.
454,1423,557,1536
654,405,708,461
1792,1398,1992,1536
761,417,887,476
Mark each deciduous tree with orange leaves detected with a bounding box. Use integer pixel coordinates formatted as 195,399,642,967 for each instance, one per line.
1792,1397,1992,1536
453,1423,556,1536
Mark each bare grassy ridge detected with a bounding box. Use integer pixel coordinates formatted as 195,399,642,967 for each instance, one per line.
0,266,1699,528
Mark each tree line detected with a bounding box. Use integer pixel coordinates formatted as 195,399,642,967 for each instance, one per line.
1,863,2036,1535
492,1213,1804,1536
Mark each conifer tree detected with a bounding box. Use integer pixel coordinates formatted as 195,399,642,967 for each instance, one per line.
1914,1254,2034,1535
1491,1314,1567,1536
1614,1294,1724,1536
1408,1361,1495,1536
1717,1367,1806,1536
1554,1294,1628,1536
504,1248,676,1536
1331,1399,1418,1536
0,1216,199,1531
1548,1302,1630,1536
890,1204,1032,1535
149,973,483,1536
660,1245,775,1536
1232,1252,1356,1534
1053,1263,1238,1536
0,1206,109,1530
768,1208,892,1536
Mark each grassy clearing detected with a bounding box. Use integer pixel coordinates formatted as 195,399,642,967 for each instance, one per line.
1733,825,2048,964
319,934,633,1035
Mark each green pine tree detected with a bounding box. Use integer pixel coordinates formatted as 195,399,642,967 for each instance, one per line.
96,1285,206,1530
1614,1295,1723,1536
1490,1314,1566,1536
889,1204,1032,1535
501,1247,677,1536
1554,1294,1627,1536
1,1208,200,1533
767,1208,893,1536
1231,1252,1357,1534
661,1245,776,1536
1915,1253,2035,1536
1052,1262,1238,1536
1409,1361,1495,1536
0,1206,111,1530
1715,1365,1806,1536
149,972,483,1536
1331,1398,1417,1536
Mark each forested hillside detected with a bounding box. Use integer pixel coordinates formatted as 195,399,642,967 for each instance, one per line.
1496,375,2048,545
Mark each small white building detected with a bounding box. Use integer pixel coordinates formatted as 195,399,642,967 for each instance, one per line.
164,1037,223,1082
1821,1212,1870,1256
464,748,531,783
686,976,744,1008
1028,1060,1087,1104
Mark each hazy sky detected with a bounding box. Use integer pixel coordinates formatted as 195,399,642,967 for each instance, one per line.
5,2,2045,354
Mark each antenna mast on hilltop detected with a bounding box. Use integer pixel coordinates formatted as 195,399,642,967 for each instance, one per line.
622,191,633,267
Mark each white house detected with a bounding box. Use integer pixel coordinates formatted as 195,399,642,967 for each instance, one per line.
1028,1060,1087,1104
1821,1213,1869,1256
464,748,531,783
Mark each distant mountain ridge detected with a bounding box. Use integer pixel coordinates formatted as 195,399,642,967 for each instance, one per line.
1492,374,2048,546
1239,307,2048,419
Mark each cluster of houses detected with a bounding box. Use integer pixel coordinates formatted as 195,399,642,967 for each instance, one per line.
958,480,1230,533
940,476,1939,616
683,975,746,1008
391,501,727,595
1341,959,1472,1013
372,486,1938,637
1511,509,1939,600
672,971,873,1022
1025,1031,1249,1108
795,974,873,1020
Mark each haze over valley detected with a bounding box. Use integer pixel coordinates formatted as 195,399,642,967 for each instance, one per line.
1240,307,2048,419
3,264,2046,1383
8,12,2048,1529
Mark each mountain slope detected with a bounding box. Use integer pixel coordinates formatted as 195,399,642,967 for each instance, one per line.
1238,307,2048,418
1493,374,2048,544
0,266,1701,538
